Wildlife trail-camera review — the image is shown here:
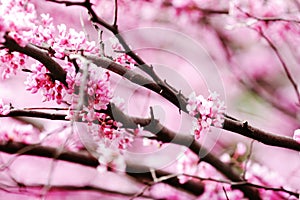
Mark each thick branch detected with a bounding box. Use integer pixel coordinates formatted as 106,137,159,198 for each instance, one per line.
3,35,67,86
223,118,300,151
127,118,261,199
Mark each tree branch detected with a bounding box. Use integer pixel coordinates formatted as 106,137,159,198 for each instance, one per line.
2,2,296,154
3,35,68,87
223,118,300,151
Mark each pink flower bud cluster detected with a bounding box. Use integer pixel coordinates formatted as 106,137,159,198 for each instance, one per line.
187,91,225,139
114,54,136,70
88,112,133,171
24,62,67,104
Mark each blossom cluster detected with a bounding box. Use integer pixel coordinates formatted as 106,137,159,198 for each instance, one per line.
86,112,133,172
0,124,39,144
187,91,225,139
0,0,98,103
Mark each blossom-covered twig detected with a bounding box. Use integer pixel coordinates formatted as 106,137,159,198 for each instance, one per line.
46,0,185,110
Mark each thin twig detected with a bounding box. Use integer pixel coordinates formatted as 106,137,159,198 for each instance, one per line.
113,0,118,27
252,27,300,105
242,140,255,179
223,186,230,200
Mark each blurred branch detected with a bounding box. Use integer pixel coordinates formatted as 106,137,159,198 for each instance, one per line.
0,184,152,199
3,132,297,198
232,7,300,105
0,141,201,197
161,1,228,15
202,20,299,120
127,165,204,198
256,28,300,106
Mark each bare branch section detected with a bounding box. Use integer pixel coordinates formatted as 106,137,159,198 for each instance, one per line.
113,0,118,27
223,118,300,151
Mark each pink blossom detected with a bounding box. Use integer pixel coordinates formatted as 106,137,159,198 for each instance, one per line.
177,148,199,184
0,124,39,144
97,144,126,172
0,99,10,115
114,54,136,69
293,129,300,144
235,142,247,156
187,91,225,139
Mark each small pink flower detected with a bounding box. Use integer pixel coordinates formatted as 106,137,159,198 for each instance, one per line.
236,142,247,156
293,129,300,144
177,149,199,184
0,99,10,115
